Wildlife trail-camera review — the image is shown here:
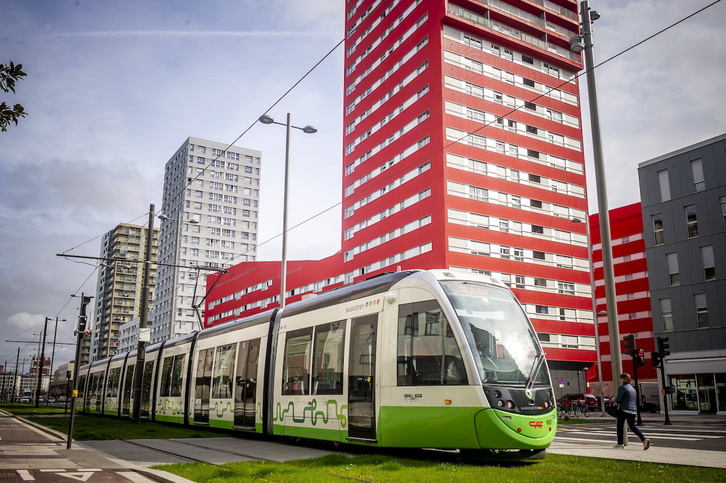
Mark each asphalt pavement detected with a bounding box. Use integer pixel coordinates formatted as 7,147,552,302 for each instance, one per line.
0,409,724,482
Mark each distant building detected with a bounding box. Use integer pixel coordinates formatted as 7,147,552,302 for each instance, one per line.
589,203,656,398
118,317,140,355
91,223,159,362
150,137,262,343
29,356,51,375
638,133,726,414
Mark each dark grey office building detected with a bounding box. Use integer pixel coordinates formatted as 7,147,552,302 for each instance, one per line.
638,133,726,415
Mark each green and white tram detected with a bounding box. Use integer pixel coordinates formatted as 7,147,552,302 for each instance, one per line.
76,270,556,458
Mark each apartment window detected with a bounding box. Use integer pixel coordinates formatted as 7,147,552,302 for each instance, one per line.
666,252,680,286
533,250,546,260
701,245,716,280
685,204,698,238
536,305,549,315
652,213,664,245
690,158,705,192
657,169,671,201
695,293,708,328
530,199,542,209
531,225,544,234
534,277,547,287
660,298,673,331
557,282,575,295
721,196,726,229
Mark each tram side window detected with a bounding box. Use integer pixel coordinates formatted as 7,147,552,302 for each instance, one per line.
282,328,312,395
212,344,236,398
397,300,468,386
107,367,121,397
171,354,185,397
160,356,174,397
160,354,185,397
312,321,346,395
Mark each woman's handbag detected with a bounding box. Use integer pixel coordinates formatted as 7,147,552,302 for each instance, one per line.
605,404,620,418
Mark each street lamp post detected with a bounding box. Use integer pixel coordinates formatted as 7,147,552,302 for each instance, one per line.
34,317,50,407
67,293,92,449
258,113,317,308
132,204,156,423
48,317,66,404
570,1,622,384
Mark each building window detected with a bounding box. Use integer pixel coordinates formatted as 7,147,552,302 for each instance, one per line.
690,158,705,192
666,252,680,286
533,250,545,260
695,293,708,328
535,305,549,314
685,204,698,238
721,196,726,229
701,245,716,280
652,213,664,245
534,277,547,287
657,169,671,201
660,298,673,331
557,282,575,295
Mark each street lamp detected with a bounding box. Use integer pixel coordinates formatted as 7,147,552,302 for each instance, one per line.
158,212,199,339
48,317,66,404
258,113,317,308
570,1,622,385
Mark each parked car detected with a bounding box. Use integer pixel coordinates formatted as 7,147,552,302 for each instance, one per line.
558,393,599,410
18,396,30,403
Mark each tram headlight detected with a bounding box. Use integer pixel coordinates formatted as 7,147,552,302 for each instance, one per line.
497,400,505,408
493,390,502,399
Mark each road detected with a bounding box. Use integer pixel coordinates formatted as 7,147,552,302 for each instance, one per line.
0,412,151,482
556,422,726,452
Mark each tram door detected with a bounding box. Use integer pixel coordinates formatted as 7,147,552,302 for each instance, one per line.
193,348,214,424
348,315,378,440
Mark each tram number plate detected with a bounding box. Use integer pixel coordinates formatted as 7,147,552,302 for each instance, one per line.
404,393,422,404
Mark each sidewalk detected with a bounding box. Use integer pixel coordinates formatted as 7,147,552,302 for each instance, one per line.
549,411,726,469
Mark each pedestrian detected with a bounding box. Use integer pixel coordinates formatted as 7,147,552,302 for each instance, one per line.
614,373,651,450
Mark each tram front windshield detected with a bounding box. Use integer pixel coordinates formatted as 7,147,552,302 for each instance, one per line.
441,281,548,386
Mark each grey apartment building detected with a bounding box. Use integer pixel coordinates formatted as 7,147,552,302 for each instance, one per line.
638,133,726,414
149,137,261,343
91,223,159,362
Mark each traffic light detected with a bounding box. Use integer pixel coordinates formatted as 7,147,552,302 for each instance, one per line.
634,349,645,367
657,336,671,357
623,334,636,357
651,351,662,368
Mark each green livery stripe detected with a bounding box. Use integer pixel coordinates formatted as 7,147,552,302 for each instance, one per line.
379,406,481,448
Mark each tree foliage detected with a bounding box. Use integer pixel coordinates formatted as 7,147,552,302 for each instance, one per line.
1,61,28,132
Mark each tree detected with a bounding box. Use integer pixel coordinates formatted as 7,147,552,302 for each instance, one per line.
1,61,28,132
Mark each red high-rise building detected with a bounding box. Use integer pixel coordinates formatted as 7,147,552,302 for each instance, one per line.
589,202,657,397
208,0,594,388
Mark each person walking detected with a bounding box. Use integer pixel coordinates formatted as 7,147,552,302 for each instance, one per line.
614,373,651,450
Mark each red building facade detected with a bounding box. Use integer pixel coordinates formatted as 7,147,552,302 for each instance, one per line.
207,0,595,384
589,202,657,396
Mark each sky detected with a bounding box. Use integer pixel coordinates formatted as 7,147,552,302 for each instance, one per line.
0,0,724,373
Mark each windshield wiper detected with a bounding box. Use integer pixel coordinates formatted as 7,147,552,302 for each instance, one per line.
525,352,544,391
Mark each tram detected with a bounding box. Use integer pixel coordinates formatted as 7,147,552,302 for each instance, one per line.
76,269,557,458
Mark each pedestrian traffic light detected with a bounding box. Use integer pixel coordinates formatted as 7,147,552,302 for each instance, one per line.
651,351,662,368
657,336,671,357
634,349,645,367
623,334,636,357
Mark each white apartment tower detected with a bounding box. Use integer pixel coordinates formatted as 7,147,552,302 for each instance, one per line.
150,137,261,343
